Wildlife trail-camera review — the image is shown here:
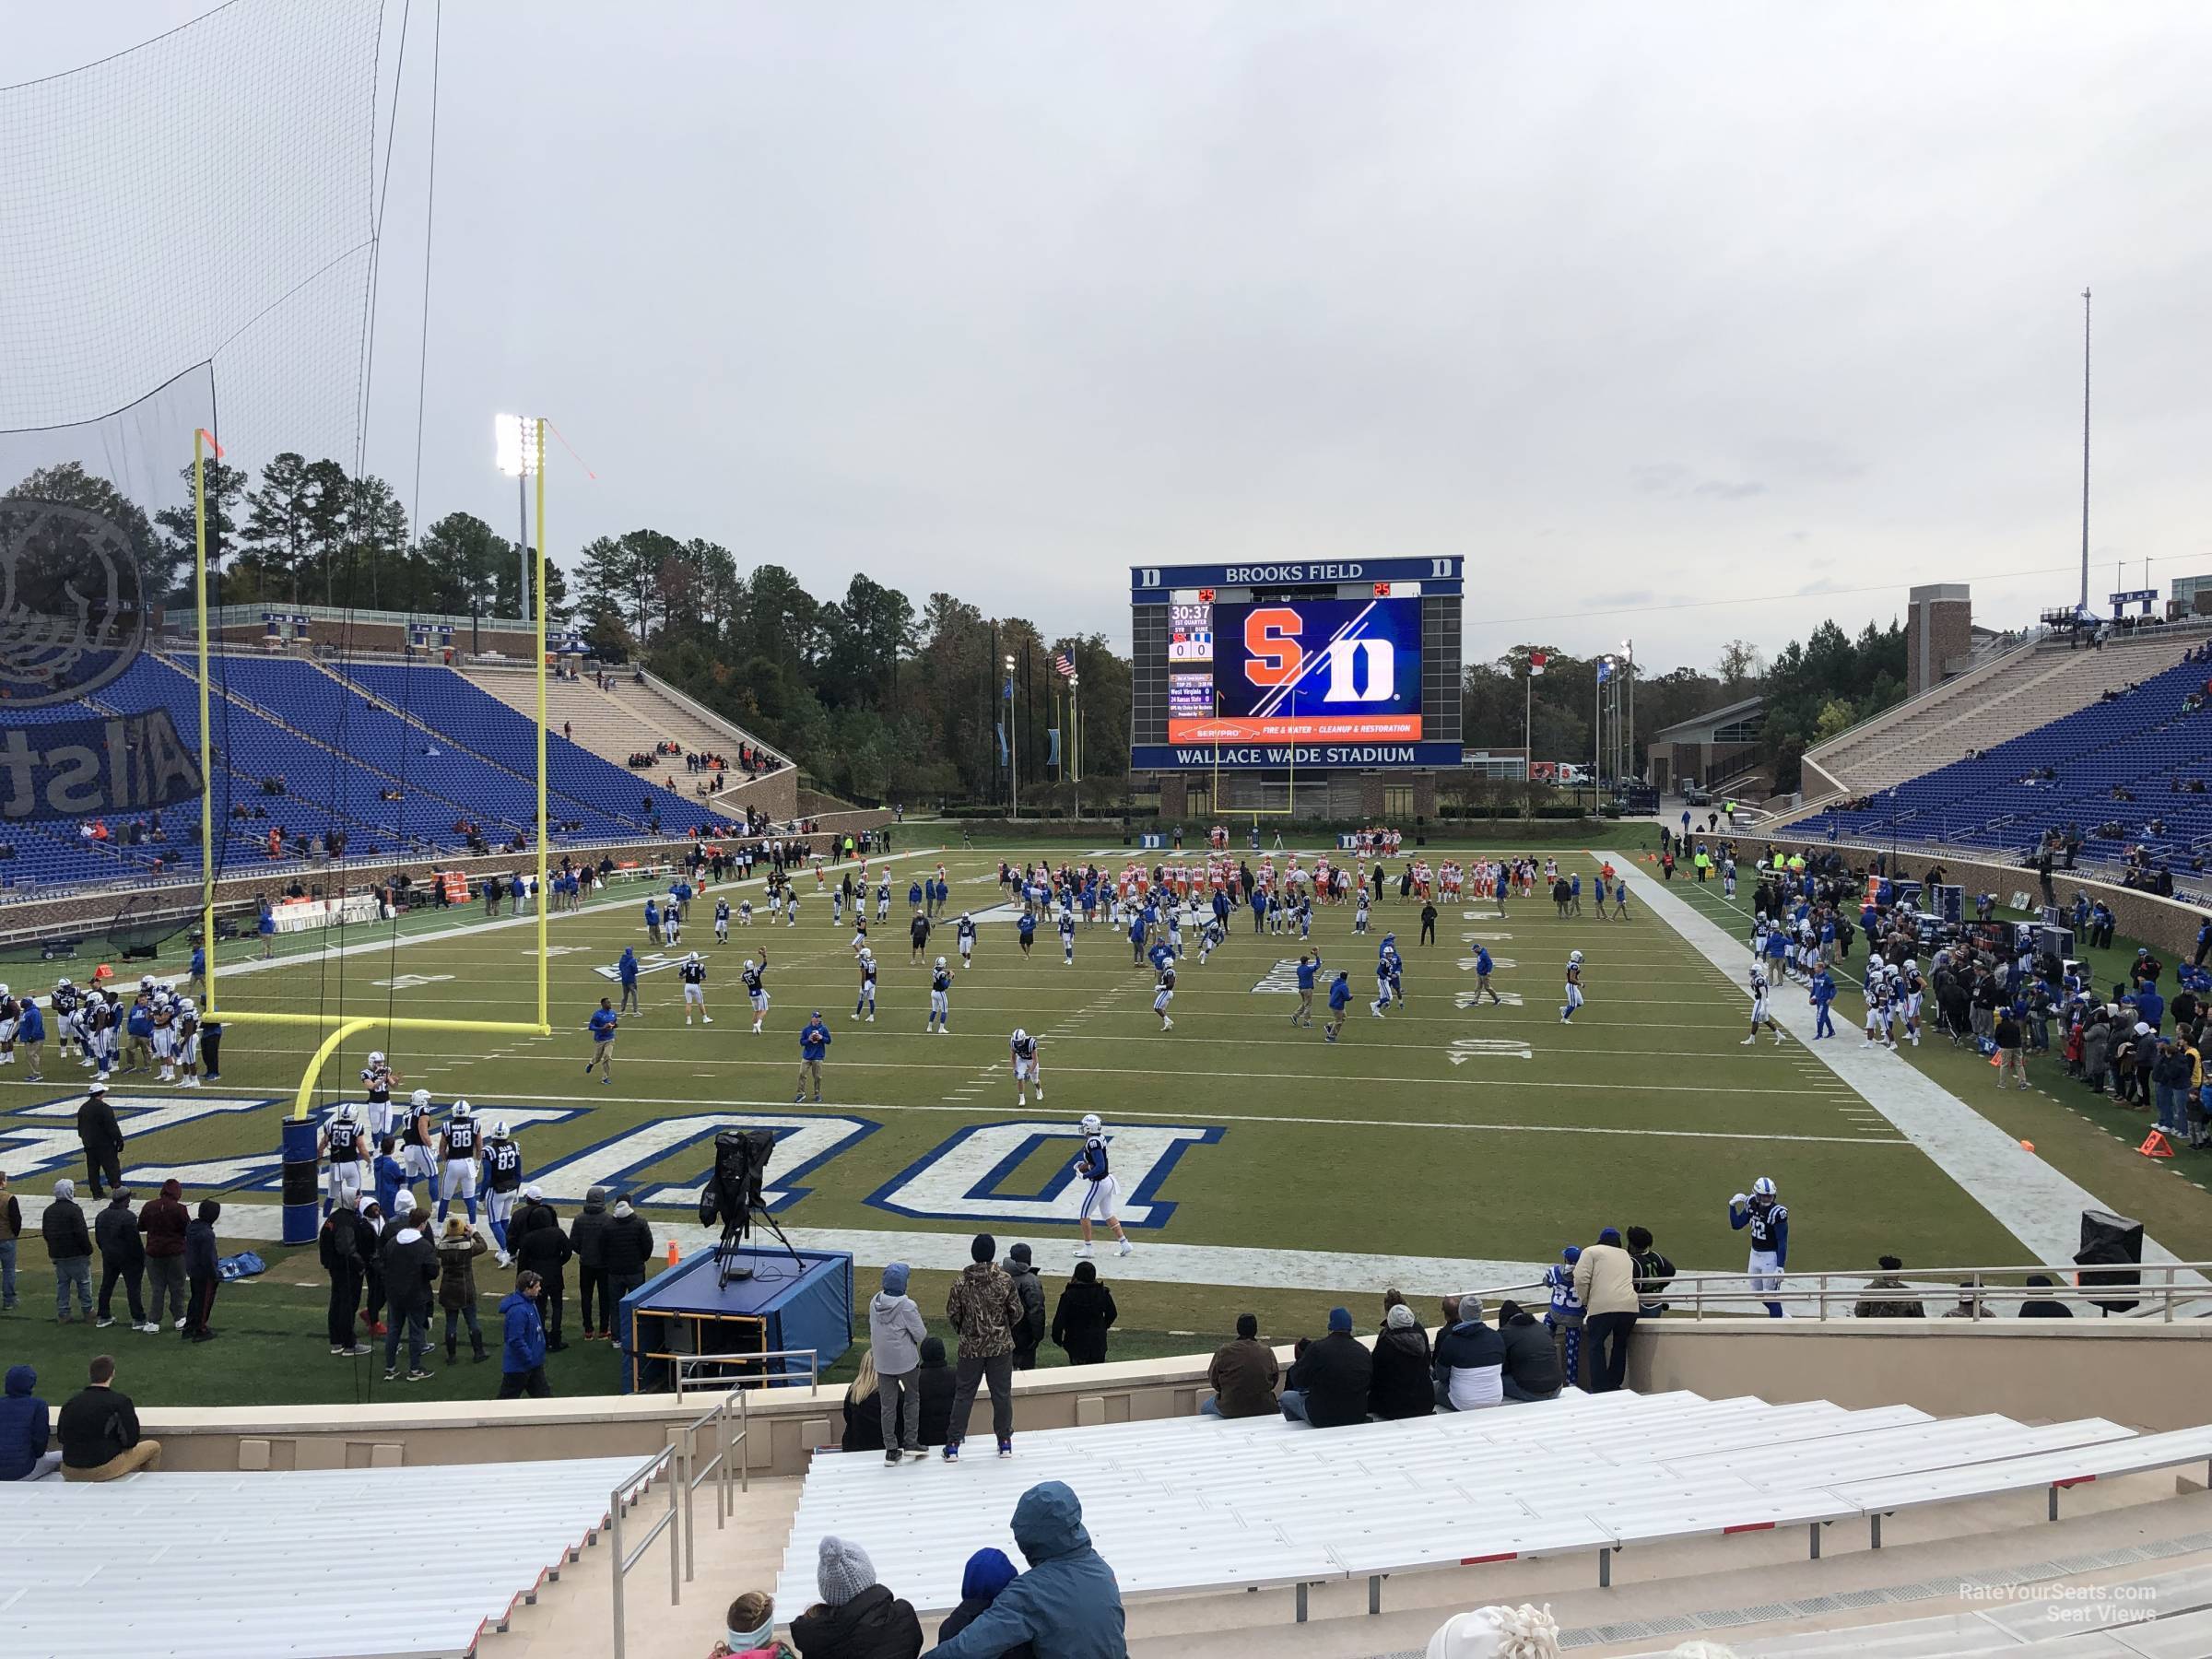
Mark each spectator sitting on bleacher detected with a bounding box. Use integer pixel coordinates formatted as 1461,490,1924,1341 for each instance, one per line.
1369,1300,1434,1419
1432,1294,1505,1412
1278,1307,1371,1427
935,1551,1032,1659
707,1589,794,1659
2019,1275,2075,1319
792,1535,922,1659
1,1364,60,1481
1494,1301,1562,1402
1201,1313,1278,1418
57,1354,159,1482
1853,1256,1926,1318
1422,1603,1562,1659
926,1481,1124,1659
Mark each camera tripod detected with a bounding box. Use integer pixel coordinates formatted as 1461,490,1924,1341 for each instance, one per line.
715,1195,806,1288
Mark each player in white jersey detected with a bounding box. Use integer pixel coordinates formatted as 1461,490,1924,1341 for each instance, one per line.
738,898,754,926
1560,950,1585,1023
1742,967,1785,1045
436,1100,481,1225
1009,1028,1043,1105
1072,1112,1133,1258
679,951,712,1024
853,947,877,1020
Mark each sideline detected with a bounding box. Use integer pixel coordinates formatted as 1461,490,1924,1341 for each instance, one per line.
1618,851,2208,1282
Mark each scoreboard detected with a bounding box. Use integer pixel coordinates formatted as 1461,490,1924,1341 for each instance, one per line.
1130,558,1463,771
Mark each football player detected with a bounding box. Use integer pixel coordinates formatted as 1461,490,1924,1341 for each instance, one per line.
319,1101,368,1216
1153,953,1176,1032
680,950,712,1025
714,897,731,942
1742,966,1785,1045
927,956,955,1034
853,947,878,1021
957,912,977,968
1072,1112,1133,1259
481,1118,525,1264
436,1099,481,1225
1010,1027,1042,1105
361,1050,401,1142
1559,949,1584,1024
1728,1177,1789,1317
400,1088,438,1183
744,952,771,1034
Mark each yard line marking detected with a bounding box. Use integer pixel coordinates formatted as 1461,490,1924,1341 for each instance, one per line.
367,1086,1911,1141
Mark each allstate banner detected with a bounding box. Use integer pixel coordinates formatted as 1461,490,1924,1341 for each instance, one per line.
1170,596,1422,743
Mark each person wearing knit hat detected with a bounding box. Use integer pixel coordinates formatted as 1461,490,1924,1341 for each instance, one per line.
793,1535,921,1656
1279,1308,1371,1427
1425,1602,1561,1659
935,1547,1022,1654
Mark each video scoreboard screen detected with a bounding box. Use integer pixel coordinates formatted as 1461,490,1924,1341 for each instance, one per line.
1130,559,1462,771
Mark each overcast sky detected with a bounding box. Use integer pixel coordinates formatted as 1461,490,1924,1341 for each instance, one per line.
13,2,2212,672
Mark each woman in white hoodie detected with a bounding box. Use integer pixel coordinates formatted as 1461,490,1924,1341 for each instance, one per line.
867,1261,927,1465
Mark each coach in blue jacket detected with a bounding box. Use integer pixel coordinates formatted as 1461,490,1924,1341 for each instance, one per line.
929,1481,1124,1658
498,1271,549,1399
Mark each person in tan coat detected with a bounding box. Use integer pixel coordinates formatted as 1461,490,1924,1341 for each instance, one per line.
1571,1227,1640,1393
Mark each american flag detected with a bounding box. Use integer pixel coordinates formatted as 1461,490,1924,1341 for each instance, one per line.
1053,652,1077,678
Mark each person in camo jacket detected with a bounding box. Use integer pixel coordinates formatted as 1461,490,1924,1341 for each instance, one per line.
942,1232,1024,1464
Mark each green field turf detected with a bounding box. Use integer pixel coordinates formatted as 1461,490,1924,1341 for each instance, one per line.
2,831,2206,1407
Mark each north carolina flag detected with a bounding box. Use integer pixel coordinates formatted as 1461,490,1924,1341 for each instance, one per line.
1526,651,1547,677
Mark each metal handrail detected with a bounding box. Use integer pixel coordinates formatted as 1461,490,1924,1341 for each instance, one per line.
673,1377,759,1583
1457,1258,2212,1325
671,1346,819,1398
607,1443,683,1659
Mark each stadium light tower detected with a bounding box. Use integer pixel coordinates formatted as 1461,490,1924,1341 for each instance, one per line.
494,413,542,620
1005,652,1018,818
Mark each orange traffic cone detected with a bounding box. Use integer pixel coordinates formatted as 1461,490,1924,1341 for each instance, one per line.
2137,1129,2175,1159
666,1239,681,1266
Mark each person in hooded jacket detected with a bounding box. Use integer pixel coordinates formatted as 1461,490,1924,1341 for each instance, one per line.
1368,1301,1434,1419
511,1192,573,1351
137,1177,190,1329
926,1481,1124,1659
599,1193,656,1347
571,1185,612,1340
0,1363,60,1481
1493,1300,1562,1403
41,1177,94,1323
934,1549,1035,1659
793,1535,922,1659
1049,1260,1116,1366
318,1199,373,1356
377,1198,437,1376
869,1261,927,1461
914,1336,958,1448
92,1187,151,1332
1002,1242,1047,1370
438,1218,490,1363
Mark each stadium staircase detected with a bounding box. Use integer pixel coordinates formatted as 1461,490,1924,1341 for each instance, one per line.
459,663,789,814
1796,630,2202,802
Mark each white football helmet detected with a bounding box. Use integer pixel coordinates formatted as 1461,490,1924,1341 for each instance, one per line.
859,947,874,962
935,956,947,969
1751,1176,1777,1198
1080,1112,1102,1135
743,959,756,973
369,1050,386,1065
55,977,70,989
688,950,700,964
1569,950,1584,966
452,1099,473,1119
491,1120,509,1139
409,1088,431,1108
1012,1027,1028,1044
335,1102,358,1124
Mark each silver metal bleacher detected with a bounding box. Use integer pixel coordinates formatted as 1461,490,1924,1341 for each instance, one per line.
0,1455,644,1659
776,1390,2209,1626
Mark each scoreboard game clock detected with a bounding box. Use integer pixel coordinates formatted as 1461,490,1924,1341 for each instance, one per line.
1129,558,1464,771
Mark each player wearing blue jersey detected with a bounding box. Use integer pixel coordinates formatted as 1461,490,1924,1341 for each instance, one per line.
436,1100,482,1225
481,1121,525,1265
1729,1177,1788,1317
927,957,955,1033
853,947,878,1020
1809,964,1837,1040
1072,1112,1133,1259
1057,909,1077,965
1153,955,1177,1031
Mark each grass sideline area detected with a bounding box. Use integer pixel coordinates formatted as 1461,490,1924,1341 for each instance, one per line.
1,830,2206,1409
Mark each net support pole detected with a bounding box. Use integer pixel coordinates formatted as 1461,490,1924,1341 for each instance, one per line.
534,416,548,1034
194,427,218,1013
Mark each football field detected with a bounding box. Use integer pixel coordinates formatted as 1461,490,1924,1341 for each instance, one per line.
8,833,2212,1406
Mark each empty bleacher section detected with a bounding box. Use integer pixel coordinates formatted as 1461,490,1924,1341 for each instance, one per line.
459,663,792,816
1800,629,2206,800
1792,637,2212,871
0,651,777,902
772,1388,2208,1627
4,1455,641,1659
